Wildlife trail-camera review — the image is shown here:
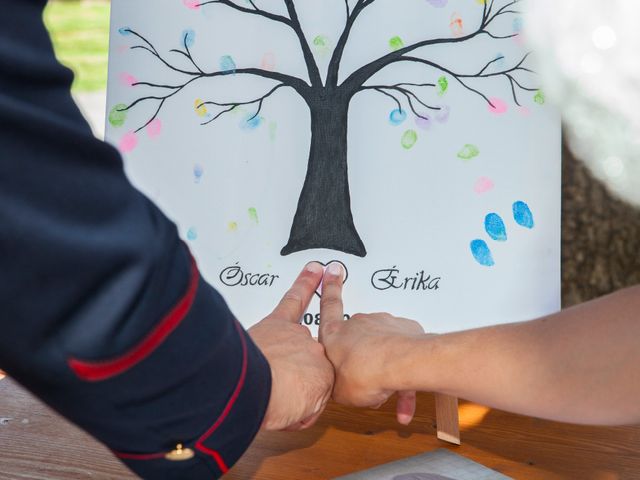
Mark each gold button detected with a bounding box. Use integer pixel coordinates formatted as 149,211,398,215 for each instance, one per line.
165,443,195,461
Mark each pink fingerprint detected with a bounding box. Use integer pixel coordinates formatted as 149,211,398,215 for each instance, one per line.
261,52,277,71
517,106,531,117
435,105,450,123
119,131,138,153
488,98,508,115
513,33,525,46
146,119,162,138
183,0,200,9
474,177,495,194
119,72,137,87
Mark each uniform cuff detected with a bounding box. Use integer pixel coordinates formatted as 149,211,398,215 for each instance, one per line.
113,276,272,479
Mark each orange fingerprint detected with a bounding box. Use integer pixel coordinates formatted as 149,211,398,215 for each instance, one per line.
450,13,464,37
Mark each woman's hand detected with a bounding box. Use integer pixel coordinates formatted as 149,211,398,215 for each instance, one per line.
318,263,425,425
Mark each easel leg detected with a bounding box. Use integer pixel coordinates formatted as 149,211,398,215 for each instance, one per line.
435,394,460,445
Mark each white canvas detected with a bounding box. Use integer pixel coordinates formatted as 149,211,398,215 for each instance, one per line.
105,0,561,334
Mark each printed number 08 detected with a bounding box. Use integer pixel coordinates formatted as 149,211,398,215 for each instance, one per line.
301,313,350,326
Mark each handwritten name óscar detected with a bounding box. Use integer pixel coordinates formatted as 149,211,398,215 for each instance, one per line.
220,263,280,288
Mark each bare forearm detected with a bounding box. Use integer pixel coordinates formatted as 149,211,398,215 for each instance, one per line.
389,286,640,425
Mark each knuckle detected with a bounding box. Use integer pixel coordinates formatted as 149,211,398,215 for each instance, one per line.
322,322,340,337
320,296,341,310
282,290,304,311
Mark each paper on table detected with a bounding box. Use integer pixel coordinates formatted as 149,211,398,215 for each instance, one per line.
334,449,512,480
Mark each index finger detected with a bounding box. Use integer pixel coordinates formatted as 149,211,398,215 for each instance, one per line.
319,262,345,342
270,262,324,323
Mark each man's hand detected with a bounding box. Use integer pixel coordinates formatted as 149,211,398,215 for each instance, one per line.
249,262,334,431
319,263,424,425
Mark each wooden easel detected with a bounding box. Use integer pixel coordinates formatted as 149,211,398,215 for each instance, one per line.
435,394,460,445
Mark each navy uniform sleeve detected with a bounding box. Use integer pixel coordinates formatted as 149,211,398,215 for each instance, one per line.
0,1,271,478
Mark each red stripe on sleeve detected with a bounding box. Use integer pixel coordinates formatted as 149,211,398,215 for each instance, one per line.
113,451,166,461
112,320,248,474
68,255,199,382
194,320,249,473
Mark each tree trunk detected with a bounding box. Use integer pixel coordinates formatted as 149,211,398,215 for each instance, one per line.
281,95,366,257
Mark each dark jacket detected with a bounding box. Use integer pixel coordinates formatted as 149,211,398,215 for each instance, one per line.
0,1,271,478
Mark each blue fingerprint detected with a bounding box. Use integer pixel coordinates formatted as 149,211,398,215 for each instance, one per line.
186,227,198,241
513,201,535,229
182,29,196,48
513,17,524,33
494,53,506,68
118,27,132,36
193,164,204,183
240,114,262,130
485,213,507,242
389,108,407,126
471,240,495,267
220,55,237,74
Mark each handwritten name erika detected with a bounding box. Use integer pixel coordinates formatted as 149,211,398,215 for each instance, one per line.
371,266,441,292
220,263,441,293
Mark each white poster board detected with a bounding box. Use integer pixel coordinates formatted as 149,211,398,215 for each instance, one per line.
105,0,561,335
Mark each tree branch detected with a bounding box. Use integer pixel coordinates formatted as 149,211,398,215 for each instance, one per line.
341,0,523,92
196,0,321,87
359,86,403,112
327,0,378,87
119,76,204,133
126,29,309,91
283,0,323,87
168,32,205,75
195,0,292,26
359,83,440,120
120,30,312,133
198,83,286,125
125,29,202,76
383,53,536,109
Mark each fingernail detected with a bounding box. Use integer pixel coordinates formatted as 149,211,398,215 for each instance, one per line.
326,262,343,278
305,262,323,274
398,413,413,425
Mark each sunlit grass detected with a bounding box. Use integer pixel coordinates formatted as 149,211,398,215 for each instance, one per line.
44,0,111,92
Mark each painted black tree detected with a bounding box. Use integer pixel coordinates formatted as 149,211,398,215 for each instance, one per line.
120,0,534,257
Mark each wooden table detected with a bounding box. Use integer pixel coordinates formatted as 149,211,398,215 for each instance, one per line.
1,377,639,479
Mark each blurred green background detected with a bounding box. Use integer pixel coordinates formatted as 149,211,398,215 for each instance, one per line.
44,0,111,92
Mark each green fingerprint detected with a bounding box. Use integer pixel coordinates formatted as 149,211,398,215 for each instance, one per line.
108,104,128,127
248,207,259,224
312,35,332,56
401,130,418,149
389,36,404,51
438,76,449,96
534,89,546,105
313,35,328,47
457,144,480,161
268,121,277,142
